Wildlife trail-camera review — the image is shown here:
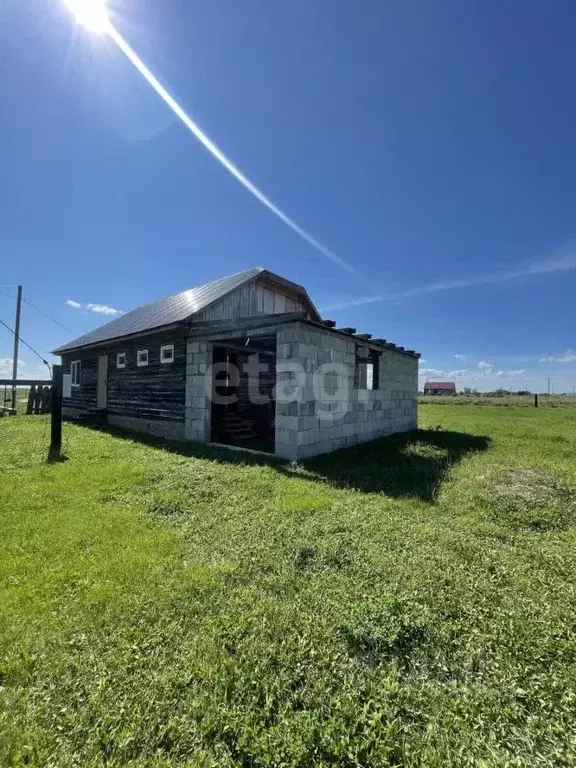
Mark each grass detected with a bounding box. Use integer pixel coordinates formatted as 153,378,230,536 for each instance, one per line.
1,406,576,766
419,394,576,407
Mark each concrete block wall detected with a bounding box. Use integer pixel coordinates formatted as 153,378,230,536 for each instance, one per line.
185,340,212,442
275,322,418,460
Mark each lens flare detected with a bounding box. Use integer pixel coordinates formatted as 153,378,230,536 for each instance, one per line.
61,0,366,280
64,0,109,33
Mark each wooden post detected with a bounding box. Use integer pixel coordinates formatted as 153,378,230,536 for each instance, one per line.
48,365,63,461
26,384,35,415
534,393,538,408
11,285,22,412
33,385,42,415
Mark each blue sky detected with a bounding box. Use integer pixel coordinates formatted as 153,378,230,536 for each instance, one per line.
1,0,575,392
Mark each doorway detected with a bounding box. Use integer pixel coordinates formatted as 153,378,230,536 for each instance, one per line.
97,355,108,409
211,335,276,452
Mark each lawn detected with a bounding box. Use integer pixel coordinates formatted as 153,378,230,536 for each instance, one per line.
1,406,576,766
419,394,576,407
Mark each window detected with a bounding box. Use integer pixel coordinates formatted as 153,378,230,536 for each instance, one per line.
116,352,127,368
160,344,174,364
137,349,149,367
71,360,81,387
355,347,379,391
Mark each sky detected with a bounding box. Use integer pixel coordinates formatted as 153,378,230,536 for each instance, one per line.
1,0,575,392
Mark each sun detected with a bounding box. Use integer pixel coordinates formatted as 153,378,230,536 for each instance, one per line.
64,0,110,34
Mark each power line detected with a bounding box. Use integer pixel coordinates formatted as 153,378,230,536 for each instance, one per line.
22,297,76,335
0,287,75,335
0,318,52,376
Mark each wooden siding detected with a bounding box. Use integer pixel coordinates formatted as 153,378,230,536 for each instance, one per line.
62,355,98,413
62,330,187,423
195,278,305,322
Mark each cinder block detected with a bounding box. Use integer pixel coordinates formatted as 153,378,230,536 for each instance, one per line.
278,415,298,431
275,443,299,460
298,343,316,359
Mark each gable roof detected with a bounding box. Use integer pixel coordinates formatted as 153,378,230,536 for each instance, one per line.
54,267,321,354
424,381,456,390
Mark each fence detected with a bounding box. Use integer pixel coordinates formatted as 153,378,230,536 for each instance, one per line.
0,379,53,416
1,369,63,462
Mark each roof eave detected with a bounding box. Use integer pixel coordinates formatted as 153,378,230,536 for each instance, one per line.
53,321,188,356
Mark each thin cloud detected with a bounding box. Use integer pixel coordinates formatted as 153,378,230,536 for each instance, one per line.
319,251,576,311
538,350,576,363
86,303,122,316
419,363,527,383
454,353,467,361
0,357,27,377
419,368,444,378
495,369,525,377
66,300,122,316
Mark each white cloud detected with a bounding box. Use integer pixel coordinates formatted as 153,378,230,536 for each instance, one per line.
66,300,121,315
454,354,467,361
538,350,576,364
86,303,121,316
319,249,576,311
495,369,525,377
419,368,445,377
418,360,533,391
0,357,27,377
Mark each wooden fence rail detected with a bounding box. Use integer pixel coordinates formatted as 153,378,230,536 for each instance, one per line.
0,379,52,416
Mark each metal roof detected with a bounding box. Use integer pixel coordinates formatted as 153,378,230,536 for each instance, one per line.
54,267,319,354
424,381,456,390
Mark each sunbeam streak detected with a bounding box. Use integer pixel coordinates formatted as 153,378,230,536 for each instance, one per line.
107,25,363,279
64,0,365,279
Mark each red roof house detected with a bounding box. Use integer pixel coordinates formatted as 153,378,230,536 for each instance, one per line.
423,381,456,395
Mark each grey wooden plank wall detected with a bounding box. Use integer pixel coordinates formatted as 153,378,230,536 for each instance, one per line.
195,278,303,322
62,355,98,412
62,330,187,422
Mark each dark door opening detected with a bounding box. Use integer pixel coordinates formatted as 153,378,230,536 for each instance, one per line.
211,335,276,453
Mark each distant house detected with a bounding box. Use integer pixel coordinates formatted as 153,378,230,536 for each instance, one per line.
424,381,456,396
54,267,420,459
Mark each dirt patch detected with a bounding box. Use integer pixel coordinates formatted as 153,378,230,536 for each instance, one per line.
478,467,576,532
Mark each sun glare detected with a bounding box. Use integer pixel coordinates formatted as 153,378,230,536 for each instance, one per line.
64,0,110,34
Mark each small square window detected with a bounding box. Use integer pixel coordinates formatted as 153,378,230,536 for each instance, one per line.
137,349,149,367
117,352,127,368
160,344,174,364
71,360,81,387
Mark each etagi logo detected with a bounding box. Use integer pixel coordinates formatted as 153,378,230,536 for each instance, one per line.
207,355,357,423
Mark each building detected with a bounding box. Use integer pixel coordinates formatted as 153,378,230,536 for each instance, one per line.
423,381,456,395
54,268,419,459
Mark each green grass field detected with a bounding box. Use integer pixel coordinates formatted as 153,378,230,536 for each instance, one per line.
419,394,576,407
1,406,576,766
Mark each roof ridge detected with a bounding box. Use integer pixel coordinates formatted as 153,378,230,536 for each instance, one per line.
52,266,290,354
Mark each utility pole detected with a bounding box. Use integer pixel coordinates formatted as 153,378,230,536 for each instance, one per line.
48,364,63,462
11,285,22,412
548,376,551,397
